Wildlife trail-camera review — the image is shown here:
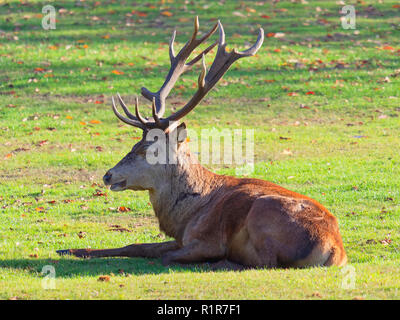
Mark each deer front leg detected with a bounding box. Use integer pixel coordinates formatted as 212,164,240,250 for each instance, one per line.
161,240,224,266
57,241,180,259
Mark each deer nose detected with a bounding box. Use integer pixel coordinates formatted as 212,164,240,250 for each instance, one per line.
103,171,113,185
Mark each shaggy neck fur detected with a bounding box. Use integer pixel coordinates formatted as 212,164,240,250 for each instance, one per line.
148,142,224,241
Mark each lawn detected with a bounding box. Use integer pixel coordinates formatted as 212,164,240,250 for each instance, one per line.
0,0,399,299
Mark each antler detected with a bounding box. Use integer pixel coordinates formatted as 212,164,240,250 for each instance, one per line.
111,17,264,131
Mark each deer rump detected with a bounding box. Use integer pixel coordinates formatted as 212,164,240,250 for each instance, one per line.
57,17,347,270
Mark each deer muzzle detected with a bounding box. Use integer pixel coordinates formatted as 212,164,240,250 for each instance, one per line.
103,171,127,191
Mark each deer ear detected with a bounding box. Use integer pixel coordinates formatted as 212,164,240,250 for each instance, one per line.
176,122,187,143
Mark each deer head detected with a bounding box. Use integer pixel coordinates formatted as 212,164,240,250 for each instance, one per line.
103,17,264,192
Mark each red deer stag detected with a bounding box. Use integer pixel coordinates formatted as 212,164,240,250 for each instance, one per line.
58,17,347,269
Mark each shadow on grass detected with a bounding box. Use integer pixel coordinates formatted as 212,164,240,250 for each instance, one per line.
0,257,211,278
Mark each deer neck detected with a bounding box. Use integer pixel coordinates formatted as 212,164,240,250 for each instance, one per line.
148,145,223,240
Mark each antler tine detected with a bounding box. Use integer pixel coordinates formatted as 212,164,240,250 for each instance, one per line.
217,20,226,47
186,16,218,51
205,22,264,88
169,30,177,63
234,28,264,57
190,15,200,44
198,54,207,89
111,96,146,130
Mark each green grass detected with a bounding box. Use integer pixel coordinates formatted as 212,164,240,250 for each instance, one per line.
1,0,400,299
